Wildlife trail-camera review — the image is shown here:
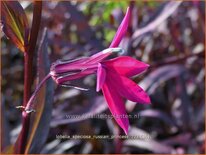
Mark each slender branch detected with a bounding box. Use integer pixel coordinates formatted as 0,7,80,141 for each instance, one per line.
16,1,42,154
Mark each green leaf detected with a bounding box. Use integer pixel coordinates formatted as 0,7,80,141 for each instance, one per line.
1,1,29,52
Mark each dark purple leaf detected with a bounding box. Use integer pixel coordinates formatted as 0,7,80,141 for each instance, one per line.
139,109,177,127
124,127,174,153
132,1,182,41
25,29,54,153
161,133,192,146
1,96,11,152
173,76,194,130
41,140,81,154
139,65,187,95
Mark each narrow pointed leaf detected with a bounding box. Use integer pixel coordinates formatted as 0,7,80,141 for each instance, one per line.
139,65,187,95
124,127,174,153
132,1,182,40
1,1,29,52
24,29,54,154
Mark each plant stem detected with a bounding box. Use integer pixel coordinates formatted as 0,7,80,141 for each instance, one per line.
16,1,42,154
23,53,33,106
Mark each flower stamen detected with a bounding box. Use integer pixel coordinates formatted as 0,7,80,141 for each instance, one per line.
102,47,125,54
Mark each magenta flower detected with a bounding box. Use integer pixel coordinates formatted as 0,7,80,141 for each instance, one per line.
96,57,150,134
24,7,150,134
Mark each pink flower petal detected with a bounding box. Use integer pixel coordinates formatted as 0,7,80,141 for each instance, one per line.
52,57,89,66
96,63,106,92
109,7,131,48
108,72,151,104
51,58,97,75
55,69,95,84
103,56,149,77
102,80,129,134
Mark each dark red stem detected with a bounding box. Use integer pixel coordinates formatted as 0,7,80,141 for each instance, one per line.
16,1,42,154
